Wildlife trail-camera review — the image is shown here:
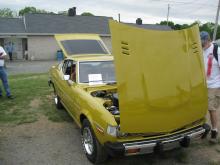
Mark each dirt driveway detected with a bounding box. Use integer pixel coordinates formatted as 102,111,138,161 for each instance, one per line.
6,60,58,75
1,114,220,165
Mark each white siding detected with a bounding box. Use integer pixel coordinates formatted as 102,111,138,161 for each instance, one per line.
28,36,59,60
27,35,112,60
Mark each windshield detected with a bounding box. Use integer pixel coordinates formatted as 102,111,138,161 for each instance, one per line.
79,61,116,84
61,39,108,55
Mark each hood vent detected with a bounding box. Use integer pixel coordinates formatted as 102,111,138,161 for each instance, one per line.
192,42,199,54
121,41,130,55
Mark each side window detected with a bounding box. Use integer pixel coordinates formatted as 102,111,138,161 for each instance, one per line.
70,64,76,82
62,60,76,82
62,60,68,74
62,60,73,75
65,60,72,75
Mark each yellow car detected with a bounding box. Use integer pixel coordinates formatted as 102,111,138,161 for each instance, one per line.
49,21,210,164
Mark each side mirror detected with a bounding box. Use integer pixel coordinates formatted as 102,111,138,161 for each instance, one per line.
63,75,70,81
67,79,75,86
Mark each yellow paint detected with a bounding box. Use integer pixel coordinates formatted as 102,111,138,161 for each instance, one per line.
51,34,117,144
110,20,207,133
50,25,207,145
54,34,111,57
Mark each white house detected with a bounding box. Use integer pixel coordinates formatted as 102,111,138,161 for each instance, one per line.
0,8,171,60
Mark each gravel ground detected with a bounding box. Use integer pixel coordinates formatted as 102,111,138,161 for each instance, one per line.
0,117,89,165
0,115,220,165
5,60,58,75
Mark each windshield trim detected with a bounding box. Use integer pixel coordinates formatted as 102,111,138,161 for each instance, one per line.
78,60,115,85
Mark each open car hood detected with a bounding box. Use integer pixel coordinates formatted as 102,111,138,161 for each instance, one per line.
54,34,110,58
110,20,207,133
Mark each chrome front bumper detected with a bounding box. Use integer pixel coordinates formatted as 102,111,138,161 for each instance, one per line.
104,124,210,156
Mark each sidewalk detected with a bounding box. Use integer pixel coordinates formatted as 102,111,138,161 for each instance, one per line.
5,60,59,75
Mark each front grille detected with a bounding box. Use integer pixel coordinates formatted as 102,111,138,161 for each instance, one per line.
117,118,204,139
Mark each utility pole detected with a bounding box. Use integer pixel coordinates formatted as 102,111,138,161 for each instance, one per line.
166,4,170,26
118,13,121,22
213,0,220,41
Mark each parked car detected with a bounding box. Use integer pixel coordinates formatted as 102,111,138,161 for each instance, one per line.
49,22,210,164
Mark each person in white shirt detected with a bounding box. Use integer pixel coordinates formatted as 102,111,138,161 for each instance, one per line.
200,31,219,143
0,45,13,99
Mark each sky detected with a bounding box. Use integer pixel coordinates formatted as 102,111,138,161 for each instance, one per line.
0,0,219,24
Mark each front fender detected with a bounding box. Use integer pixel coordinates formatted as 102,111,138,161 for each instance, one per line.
80,108,118,145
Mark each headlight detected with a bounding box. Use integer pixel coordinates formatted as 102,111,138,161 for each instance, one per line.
107,125,117,137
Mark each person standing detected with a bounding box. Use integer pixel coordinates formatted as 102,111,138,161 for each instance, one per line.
5,42,14,61
200,31,219,143
0,45,14,99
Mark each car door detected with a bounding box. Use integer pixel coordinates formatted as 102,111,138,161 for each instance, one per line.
63,61,79,119
55,59,72,109
52,60,67,103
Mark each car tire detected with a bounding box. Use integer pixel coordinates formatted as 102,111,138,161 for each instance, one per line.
52,85,63,110
81,119,108,164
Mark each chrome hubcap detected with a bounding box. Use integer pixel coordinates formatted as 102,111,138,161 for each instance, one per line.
82,127,94,155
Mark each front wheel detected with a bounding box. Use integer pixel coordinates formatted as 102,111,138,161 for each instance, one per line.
81,119,108,164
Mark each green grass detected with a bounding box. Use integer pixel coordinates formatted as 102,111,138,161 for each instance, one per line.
208,160,220,165
0,73,72,125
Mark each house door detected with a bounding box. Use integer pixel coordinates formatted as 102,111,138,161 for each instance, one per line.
4,38,23,60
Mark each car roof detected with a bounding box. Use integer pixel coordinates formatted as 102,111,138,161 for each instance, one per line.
66,55,114,62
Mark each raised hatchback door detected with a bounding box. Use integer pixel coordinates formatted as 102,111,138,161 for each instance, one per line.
110,20,207,133
54,34,110,58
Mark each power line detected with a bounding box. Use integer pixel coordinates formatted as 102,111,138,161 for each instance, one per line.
147,0,216,7
174,5,216,15
173,6,211,21
172,2,216,7
169,0,217,19
138,0,219,24
150,0,193,3
147,0,217,20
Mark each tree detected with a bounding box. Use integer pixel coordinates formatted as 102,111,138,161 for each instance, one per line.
37,9,49,14
181,24,189,29
158,21,175,29
19,7,36,16
216,26,220,40
156,20,220,39
0,8,14,17
174,24,182,30
81,12,94,16
58,11,67,15
19,7,49,16
199,22,214,39
190,20,201,27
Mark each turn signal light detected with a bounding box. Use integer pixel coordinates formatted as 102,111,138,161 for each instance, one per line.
126,148,140,154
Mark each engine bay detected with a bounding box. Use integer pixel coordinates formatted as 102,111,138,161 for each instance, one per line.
91,90,120,115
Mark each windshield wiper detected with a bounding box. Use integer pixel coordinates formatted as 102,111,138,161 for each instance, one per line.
105,81,117,85
81,80,103,84
81,81,117,85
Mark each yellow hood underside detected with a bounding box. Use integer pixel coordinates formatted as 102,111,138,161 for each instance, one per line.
110,20,207,133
